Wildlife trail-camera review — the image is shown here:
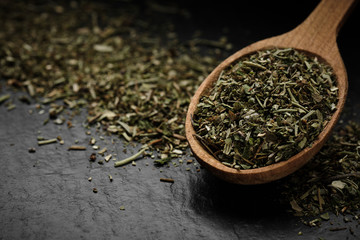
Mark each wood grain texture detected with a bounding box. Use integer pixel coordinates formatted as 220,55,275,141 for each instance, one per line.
185,0,356,185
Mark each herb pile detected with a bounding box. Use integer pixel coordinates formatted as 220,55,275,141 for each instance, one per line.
278,120,360,225
193,48,338,169
0,1,229,165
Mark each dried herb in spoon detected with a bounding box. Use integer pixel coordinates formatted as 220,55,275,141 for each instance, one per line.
193,48,338,169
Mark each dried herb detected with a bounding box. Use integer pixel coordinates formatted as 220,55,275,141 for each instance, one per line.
154,157,172,166
37,138,58,146
278,120,360,218
0,94,10,104
98,147,107,156
89,153,97,162
114,147,148,167
28,147,36,153
0,1,223,166
193,48,338,169
1,0,359,229
160,178,175,183
68,145,86,150
104,154,112,162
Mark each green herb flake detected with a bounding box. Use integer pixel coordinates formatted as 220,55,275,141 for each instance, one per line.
193,48,338,169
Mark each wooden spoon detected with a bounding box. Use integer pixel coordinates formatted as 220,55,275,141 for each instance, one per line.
185,0,357,185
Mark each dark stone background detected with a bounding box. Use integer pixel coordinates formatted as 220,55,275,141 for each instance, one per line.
1,0,359,239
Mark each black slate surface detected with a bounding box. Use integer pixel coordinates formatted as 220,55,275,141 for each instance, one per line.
1,1,360,239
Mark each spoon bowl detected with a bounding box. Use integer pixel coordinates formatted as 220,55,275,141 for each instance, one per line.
185,0,356,185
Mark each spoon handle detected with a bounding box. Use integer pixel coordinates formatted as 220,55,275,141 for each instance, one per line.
288,0,357,55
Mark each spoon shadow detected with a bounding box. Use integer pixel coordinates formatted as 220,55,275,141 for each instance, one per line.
187,170,291,220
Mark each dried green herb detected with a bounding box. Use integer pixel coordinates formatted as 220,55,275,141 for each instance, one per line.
0,94,10,104
278,120,360,218
154,157,172,166
104,154,112,162
68,145,86,150
1,0,359,228
98,147,107,156
37,138,58,146
193,48,338,169
0,1,224,166
114,147,148,167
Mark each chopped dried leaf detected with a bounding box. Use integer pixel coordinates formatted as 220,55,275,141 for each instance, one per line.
193,48,338,169
38,138,58,146
0,94,10,104
0,0,225,166
68,145,86,150
278,121,360,218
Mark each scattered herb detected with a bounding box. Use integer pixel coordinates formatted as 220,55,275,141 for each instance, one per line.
89,137,96,145
68,145,86,151
28,148,36,153
0,94,10,104
6,102,16,111
0,1,223,166
114,147,148,167
160,178,175,183
43,118,49,125
320,212,330,221
278,121,360,219
89,153,97,162
37,138,58,146
98,147,107,156
104,154,112,162
154,157,172,166
1,0,359,230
